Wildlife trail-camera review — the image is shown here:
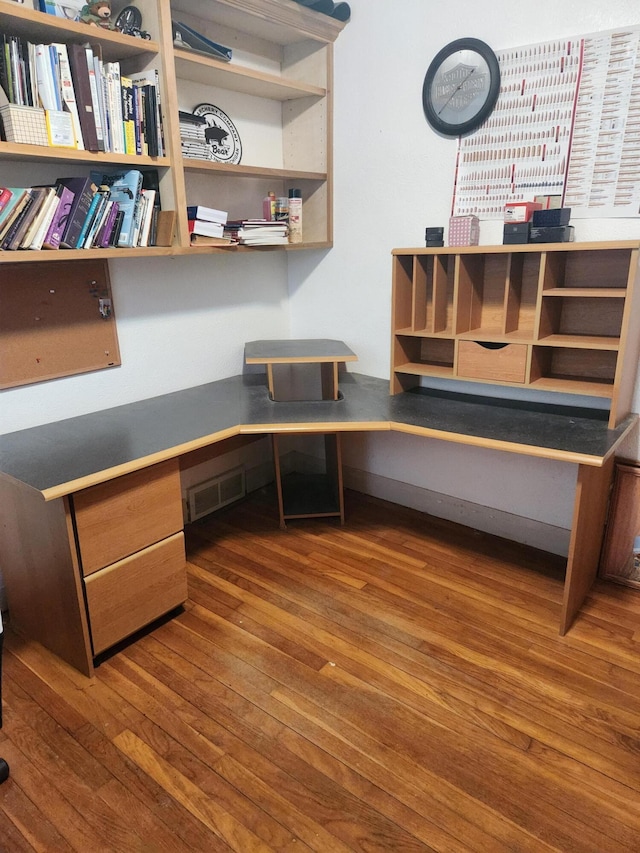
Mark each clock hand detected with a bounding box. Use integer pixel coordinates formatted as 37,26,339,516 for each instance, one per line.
436,67,476,116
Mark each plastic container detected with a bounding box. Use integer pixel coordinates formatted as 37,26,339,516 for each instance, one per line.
288,188,302,243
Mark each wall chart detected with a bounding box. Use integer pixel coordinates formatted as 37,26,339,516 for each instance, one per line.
452,27,640,219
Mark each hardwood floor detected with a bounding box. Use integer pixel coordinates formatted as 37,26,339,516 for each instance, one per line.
1,488,640,852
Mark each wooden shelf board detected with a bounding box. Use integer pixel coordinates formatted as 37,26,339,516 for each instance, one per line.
543,288,627,298
175,50,325,100
529,377,614,398
395,363,454,377
171,0,346,46
535,334,620,350
394,328,454,338
392,240,640,256
182,158,326,181
0,246,177,264
0,142,170,168
0,6,160,61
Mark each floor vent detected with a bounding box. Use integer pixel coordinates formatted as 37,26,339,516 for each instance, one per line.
187,466,246,522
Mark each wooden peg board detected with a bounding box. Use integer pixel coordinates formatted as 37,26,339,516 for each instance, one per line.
0,259,121,389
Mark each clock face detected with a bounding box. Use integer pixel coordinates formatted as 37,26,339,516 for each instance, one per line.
423,38,500,137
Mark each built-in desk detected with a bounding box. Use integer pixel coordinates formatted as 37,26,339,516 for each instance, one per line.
0,372,635,676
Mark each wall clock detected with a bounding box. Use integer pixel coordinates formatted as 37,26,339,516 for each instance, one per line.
422,38,500,137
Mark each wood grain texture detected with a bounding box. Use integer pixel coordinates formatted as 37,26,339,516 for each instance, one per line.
2,489,640,851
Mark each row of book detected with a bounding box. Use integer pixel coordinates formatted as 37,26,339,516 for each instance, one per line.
0,32,164,155
187,204,290,247
0,169,162,251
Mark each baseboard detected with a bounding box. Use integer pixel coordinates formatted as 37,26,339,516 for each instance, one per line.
343,464,570,557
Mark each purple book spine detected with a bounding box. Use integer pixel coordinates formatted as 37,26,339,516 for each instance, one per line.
42,186,75,250
98,201,119,247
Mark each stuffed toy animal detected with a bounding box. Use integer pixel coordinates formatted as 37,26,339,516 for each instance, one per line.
80,1,114,29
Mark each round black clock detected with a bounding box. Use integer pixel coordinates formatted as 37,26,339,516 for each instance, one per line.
422,38,500,137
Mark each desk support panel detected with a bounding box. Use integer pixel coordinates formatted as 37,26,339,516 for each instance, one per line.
561,455,615,634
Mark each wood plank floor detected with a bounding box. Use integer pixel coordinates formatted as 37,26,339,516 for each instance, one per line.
1,488,640,852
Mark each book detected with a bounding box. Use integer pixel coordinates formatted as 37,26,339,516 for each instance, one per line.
172,20,232,62
129,72,162,157
1,188,39,250
85,46,105,151
67,43,99,151
0,188,28,239
96,200,119,248
76,184,108,248
34,42,59,111
20,185,57,248
137,188,155,247
91,169,143,248
188,218,225,238
56,176,98,248
190,233,236,246
120,75,136,154
42,184,74,249
27,190,60,250
186,205,228,225
0,187,14,216
53,43,84,149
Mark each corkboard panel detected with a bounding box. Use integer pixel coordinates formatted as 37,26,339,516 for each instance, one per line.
0,259,121,389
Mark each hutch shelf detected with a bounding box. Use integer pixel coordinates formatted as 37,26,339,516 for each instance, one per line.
391,241,640,428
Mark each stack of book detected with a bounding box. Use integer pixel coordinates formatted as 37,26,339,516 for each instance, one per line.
0,169,163,251
0,32,164,153
179,111,210,161
224,219,289,246
187,204,233,245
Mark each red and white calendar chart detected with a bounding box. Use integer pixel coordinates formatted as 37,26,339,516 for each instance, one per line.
452,28,640,219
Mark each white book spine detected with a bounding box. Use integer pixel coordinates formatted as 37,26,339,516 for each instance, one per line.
29,194,60,250
53,43,84,150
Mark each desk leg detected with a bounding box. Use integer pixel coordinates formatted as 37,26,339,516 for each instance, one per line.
560,456,614,635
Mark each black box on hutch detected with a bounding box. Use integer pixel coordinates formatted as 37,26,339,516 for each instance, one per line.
503,222,530,244
531,207,571,227
528,225,575,243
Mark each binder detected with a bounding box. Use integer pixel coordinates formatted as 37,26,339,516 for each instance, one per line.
67,43,99,151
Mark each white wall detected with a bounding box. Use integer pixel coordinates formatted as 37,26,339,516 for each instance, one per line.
288,0,640,550
1,252,290,433
2,0,640,554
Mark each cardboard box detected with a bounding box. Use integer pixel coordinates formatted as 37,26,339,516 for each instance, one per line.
503,222,530,244
532,207,571,227
448,215,479,247
504,202,542,223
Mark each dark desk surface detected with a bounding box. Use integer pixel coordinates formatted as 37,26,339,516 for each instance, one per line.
244,339,358,363
0,372,635,499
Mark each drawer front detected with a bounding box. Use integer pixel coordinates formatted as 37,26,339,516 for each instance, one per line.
457,341,528,384
74,459,183,576
85,532,187,655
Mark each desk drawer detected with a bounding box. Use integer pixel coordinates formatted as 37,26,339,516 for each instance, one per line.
85,532,187,655
457,341,528,384
74,459,183,576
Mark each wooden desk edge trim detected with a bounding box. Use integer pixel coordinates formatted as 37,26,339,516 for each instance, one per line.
34,411,632,501
239,421,391,435
39,425,242,501
389,421,624,467
245,355,359,364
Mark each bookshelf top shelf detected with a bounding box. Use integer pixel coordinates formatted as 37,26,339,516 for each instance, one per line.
0,5,160,61
170,0,347,46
